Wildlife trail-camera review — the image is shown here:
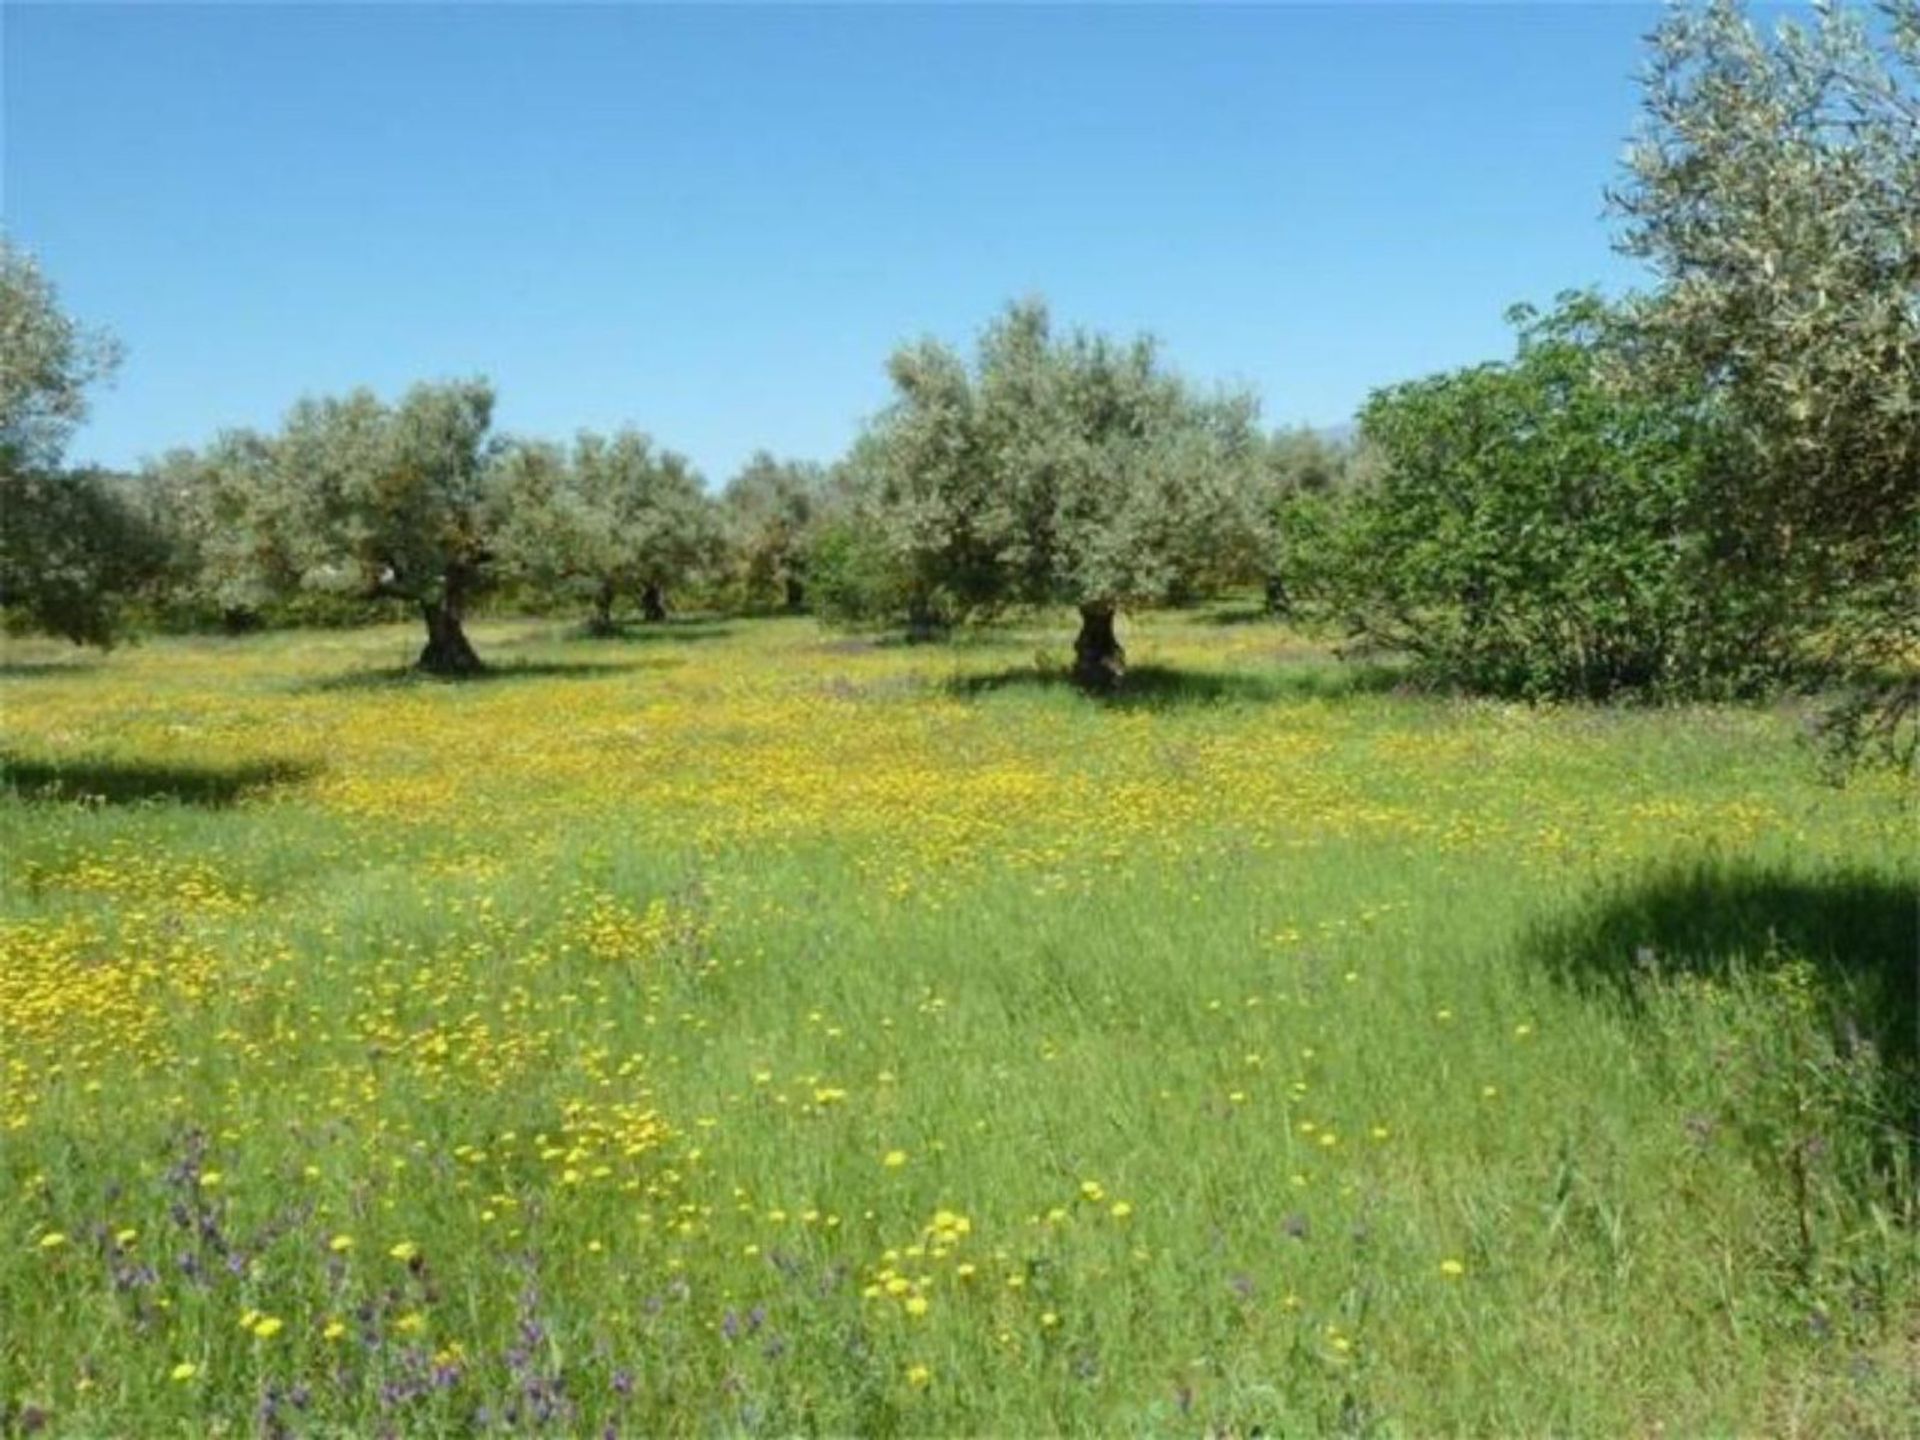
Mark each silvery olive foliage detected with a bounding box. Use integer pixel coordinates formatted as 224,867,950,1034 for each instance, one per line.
0,237,121,474
722,452,829,612
137,430,294,624
152,380,501,670
493,429,719,629
0,236,166,646
857,299,1267,671
1612,0,1920,759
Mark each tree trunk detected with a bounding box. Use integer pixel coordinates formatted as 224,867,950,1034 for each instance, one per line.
417,589,483,675
906,593,943,643
1072,602,1125,692
641,582,668,623
1264,573,1291,615
587,579,617,636
784,575,805,613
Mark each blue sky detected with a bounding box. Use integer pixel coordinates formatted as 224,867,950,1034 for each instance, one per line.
6,2,1670,482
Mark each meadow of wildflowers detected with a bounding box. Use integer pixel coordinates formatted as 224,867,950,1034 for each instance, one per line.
1,610,1914,1436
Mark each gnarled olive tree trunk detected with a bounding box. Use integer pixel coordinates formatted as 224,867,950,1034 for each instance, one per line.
1072,602,1125,691
587,579,618,636
906,592,943,643
784,575,805,612
640,582,668,623
417,571,483,675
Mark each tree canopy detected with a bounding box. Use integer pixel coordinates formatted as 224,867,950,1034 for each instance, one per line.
1610,0,1920,758
859,299,1266,685
722,452,828,613
0,236,166,646
494,428,719,630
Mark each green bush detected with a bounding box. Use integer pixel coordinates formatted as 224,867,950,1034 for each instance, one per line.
1289,296,1797,701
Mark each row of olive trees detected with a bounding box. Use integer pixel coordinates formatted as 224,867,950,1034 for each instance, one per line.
2,235,1327,678
10,2,1902,738
143,398,840,672
0,259,844,673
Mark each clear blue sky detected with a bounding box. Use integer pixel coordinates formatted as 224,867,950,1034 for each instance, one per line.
6,2,1670,482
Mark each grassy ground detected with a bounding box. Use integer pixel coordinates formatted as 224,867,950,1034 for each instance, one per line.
1,608,1914,1436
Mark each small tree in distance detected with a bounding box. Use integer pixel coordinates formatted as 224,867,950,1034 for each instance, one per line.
723,451,826,613
494,429,717,631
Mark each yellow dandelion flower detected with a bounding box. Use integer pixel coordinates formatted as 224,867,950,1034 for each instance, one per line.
1440,1258,1466,1277
323,1319,347,1341
329,1234,354,1253
904,1295,929,1318
905,1363,931,1389
389,1241,419,1262
170,1362,198,1382
882,1149,908,1169
37,1232,67,1250
252,1316,283,1339
1110,1201,1133,1220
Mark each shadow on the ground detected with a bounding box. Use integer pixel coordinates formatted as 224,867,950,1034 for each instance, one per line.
942,661,1407,710
1196,604,1281,627
293,658,647,694
1525,861,1918,1066
0,657,100,679
0,751,316,808
569,618,736,645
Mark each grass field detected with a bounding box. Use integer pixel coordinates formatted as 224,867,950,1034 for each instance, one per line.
2,610,1915,1436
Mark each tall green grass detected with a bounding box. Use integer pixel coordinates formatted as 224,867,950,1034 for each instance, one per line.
1,611,1913,1435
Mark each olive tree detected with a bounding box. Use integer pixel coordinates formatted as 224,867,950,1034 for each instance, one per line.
494,428,716,630
722,451,826,612
862,300,1265,687
0,236,165,644
1256,425,1353,613
214,380,499,671
135,430,299,630
0,237,120,475
1611,0,1920,758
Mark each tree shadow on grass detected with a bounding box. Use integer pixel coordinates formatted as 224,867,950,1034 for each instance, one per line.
572,619,736,645
0,657,100,679
1196,603,1280,627
1525,860,1918,1067
0,751,316,808
293,658,647,694
942,661,1407,711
